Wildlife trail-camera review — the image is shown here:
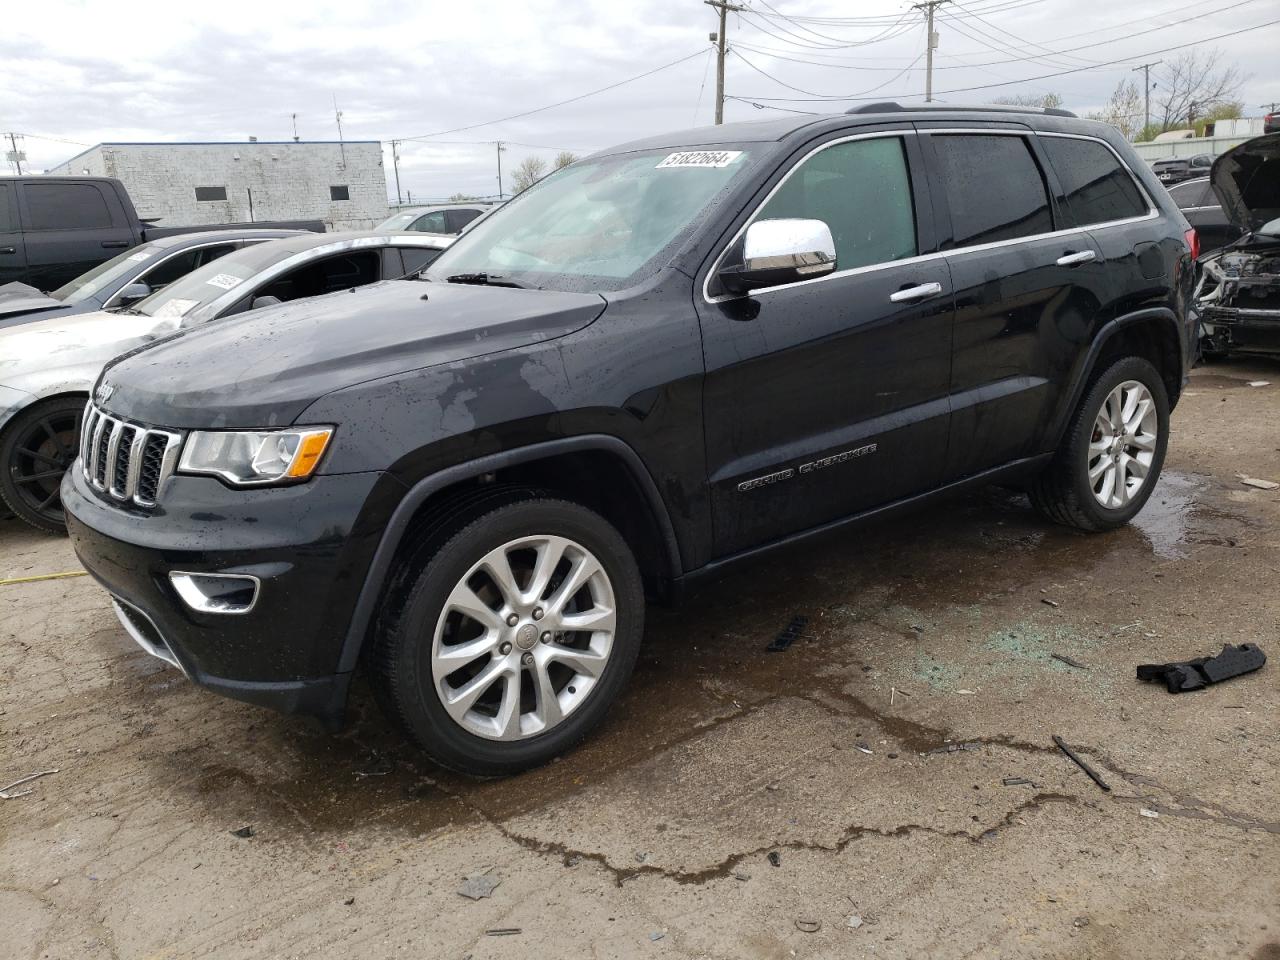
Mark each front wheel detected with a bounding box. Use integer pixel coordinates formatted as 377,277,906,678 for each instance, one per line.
0,396,86,534
368,498,644,776
1030,356,1170,532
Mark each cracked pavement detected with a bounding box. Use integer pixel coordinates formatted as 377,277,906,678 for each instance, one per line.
2,360,1278,960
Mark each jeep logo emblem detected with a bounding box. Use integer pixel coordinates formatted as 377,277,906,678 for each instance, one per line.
95,382,114,404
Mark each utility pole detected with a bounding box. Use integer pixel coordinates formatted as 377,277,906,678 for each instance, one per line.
333,95,346,169
390,139,403,205
704,0,745,125
913,1,948,102
291,113,300,142
5,133,24,175
495,141,506,199
1262,102,1279,113
1130,61,1162,136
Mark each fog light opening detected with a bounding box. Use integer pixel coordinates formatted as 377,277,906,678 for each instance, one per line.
169,571,261,615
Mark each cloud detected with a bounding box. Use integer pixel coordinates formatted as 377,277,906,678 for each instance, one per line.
5,0,1275,201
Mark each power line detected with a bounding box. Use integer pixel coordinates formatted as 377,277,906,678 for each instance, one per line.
947,0,1102,68
731,15,1280,102
731,46,926,98
744,0,1047,28
398,49,706,140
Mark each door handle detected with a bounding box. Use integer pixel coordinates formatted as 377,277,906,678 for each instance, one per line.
101,240,129,249
889,281,943,303
1056,250,1097,267
0,247,15,255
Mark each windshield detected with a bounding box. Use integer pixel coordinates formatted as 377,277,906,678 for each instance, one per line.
424,147,754,292
49,241,164,304
376,211,425,232
134,241,299,317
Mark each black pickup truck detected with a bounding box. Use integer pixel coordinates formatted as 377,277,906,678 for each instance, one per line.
0,176,324,291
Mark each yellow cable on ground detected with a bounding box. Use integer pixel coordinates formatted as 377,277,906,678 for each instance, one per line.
0,570,89,586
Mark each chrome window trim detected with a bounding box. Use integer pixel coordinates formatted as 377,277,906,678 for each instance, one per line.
701,127,1159,305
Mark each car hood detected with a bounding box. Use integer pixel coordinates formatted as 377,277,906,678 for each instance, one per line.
0,282,68,324
98,280,607,428
1210,133,1280,233
0,309,172,394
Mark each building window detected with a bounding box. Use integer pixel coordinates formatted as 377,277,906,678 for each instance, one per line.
330,185,350,201
195,186,228,202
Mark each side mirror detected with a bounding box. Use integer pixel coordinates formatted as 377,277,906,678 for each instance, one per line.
116,282,151,305
251,295,283,310
718,218,836,294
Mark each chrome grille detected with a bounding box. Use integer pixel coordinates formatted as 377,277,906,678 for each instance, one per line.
80,403,182,507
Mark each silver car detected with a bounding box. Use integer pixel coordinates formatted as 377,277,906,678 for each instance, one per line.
0,231,452,532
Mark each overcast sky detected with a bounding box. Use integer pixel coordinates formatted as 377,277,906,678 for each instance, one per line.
4,0,1276,202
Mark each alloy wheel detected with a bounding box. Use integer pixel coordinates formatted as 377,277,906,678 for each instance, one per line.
7,408,82,524
1088,379,1158,509
430,534,617,741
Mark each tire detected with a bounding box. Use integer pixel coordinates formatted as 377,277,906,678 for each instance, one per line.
368,497,645,776
0,396,86,535
1029,356,1169,532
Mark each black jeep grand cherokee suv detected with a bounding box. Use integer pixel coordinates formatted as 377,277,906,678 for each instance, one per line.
64,104,1196,775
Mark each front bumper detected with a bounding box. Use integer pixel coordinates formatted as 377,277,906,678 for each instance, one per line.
62,465,403,723
1199,306,1280,356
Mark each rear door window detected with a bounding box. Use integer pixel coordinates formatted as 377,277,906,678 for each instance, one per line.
142,243,237,290
23,182,113,230
931,134,1054,248
1040,136,1150,226
401,247,444,273
412,211,448,233
755,135,917,272
1167,180,1214,210
445,208,482,233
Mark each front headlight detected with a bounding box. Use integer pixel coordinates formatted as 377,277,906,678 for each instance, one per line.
178,427,334,486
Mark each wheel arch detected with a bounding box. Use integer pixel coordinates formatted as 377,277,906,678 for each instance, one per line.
1047,307,1183,450
335,434,682,675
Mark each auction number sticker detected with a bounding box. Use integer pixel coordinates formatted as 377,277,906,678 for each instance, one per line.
205,273,242,290
656,150,743,169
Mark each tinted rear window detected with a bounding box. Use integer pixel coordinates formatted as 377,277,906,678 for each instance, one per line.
932,135,1053,248
1041,136,1149,226
24,182,113,230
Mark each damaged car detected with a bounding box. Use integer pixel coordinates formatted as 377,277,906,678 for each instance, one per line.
1195,133,1280,360
0,229,305,332
0,231,452,532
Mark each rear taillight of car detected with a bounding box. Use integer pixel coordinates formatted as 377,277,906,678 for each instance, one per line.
1185,227,1200,261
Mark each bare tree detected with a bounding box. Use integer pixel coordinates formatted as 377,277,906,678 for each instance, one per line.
511,156,549,194
554,151,578,170
992,92,1064,110
449,192,479,201
1090,78,1144,141
1153,49,1244,131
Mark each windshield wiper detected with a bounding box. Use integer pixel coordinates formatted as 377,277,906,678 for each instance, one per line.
445,272,529,289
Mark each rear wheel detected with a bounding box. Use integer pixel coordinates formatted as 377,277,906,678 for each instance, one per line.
368,498,644,776
0,396,85,534
1030,356,1169,532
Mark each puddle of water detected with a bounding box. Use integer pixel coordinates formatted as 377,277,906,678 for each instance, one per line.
1130,471,1202,560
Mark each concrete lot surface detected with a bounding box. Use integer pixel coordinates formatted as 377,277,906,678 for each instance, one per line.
2,361,1278,960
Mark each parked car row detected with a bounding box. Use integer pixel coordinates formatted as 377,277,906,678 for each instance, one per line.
28,103,1206,776
375,202,502,235
0,230,452,530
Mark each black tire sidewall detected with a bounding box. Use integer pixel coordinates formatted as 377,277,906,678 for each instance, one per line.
387,499,644,775
1066,357,1170,528
0,395,85,534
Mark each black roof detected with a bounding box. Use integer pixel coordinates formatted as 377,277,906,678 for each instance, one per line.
599,103,1097,157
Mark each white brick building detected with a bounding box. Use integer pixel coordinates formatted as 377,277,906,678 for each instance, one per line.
48,141,388,231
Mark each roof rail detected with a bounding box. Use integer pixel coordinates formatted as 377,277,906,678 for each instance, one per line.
846,101,1077,118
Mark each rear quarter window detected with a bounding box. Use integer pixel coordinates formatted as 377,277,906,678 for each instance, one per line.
1041,136,1149,226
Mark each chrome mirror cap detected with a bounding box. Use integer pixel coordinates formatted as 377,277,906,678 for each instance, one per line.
719,218,837,294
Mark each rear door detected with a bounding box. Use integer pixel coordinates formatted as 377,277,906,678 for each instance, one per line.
697,128,955,556
919,128,1107,481
16,180,136,290
0,183,27,284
